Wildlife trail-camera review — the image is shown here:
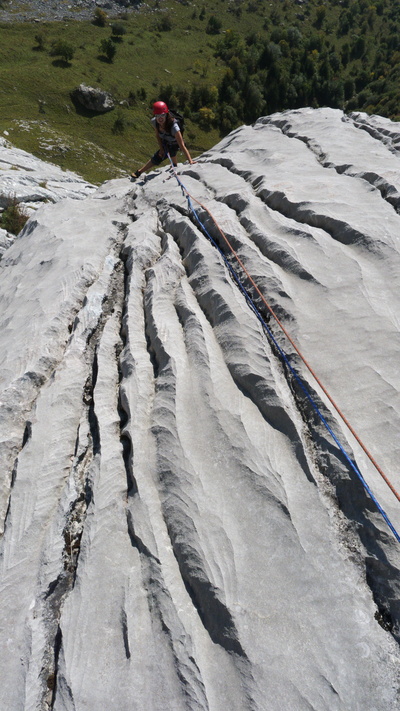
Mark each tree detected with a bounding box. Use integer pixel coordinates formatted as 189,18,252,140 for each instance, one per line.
100,38,117,62
341,43,350,67
259,41,282,70
351,35,366,60
112,112,126,135
338,10,352,36
218,103,239,133
33,33,46,51
157,15,173,31
111,23,127,41
50,40,74,63
216,29,246,62
206,15,222,35
329,52,341,73
314,6,326,29
243,80,265,122
287,26,302,48
128,90,137,106
93,8,108,26
198,107,216,130
344,78,355,99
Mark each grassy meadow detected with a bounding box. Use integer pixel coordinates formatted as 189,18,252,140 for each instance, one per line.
0,1,264,183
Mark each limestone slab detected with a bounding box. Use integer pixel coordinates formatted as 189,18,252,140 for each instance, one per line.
1,112,400,710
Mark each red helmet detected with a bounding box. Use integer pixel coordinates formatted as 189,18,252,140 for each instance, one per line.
153,100,169,115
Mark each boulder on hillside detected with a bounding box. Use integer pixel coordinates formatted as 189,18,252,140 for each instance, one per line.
71,83,115,113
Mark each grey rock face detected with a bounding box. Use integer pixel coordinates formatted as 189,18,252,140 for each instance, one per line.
0,227,14,257
1,108,400,710
0,0,132,22
0,136,95,252
71,84,115,114
0,139,95,202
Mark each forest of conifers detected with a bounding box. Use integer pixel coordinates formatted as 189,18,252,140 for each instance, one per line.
158,0,400,132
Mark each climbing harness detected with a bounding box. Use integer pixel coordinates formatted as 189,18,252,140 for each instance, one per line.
163,154,400,544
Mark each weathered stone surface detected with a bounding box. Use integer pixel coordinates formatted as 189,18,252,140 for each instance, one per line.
0,0,133,22
0,138,95,207
0,227,13,256
0,137,95,251
1,108,400,710
71,84,115,114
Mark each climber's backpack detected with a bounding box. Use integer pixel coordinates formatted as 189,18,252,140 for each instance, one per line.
170,110,185,135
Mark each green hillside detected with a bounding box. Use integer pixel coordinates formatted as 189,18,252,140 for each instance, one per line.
1,0,399,183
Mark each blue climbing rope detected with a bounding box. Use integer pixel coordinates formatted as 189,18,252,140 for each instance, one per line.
164,156,400,544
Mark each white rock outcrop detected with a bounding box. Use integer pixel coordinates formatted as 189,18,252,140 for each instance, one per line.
1,108,400,710
0,226,14,257
0,137,96,256
0,136,95,214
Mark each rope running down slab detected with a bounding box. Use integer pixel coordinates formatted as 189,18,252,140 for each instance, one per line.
163,157,400,543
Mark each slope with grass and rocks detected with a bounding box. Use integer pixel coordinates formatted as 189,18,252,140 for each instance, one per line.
0,0,128,23
1,107,400,711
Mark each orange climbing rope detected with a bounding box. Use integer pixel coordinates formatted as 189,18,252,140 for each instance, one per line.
181,180,400,505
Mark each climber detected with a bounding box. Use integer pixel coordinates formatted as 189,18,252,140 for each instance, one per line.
131,101,196,179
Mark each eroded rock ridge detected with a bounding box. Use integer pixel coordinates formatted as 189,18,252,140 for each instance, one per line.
1,107,400,710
